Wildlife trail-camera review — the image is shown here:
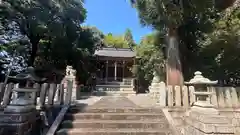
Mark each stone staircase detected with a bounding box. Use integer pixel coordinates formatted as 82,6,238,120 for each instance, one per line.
56,96,175,135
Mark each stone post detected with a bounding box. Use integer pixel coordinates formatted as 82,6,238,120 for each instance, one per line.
184,71,234,135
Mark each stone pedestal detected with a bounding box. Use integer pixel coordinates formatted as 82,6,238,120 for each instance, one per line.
0,67,45,135
185,109,234,135
0,110,38,135
65,76,76,101
0,88,39,135
63,66,77,101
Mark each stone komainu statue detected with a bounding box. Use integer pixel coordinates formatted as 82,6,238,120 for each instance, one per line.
66,66,76,77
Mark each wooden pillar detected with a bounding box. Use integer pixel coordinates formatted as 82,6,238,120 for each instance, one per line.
105,60,108,83
133,58,136,78
114,61,117,81
122,61,125,79
99,61,103,81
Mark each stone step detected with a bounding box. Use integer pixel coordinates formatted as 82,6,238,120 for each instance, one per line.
61,120,170,129
69,107,162,113
64,113,167,121
57,96,174,135
56,128,173,135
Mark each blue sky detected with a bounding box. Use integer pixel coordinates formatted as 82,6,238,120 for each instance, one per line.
83,0,152,43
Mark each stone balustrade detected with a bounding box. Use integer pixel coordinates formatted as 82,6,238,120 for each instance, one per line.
155,82,240,109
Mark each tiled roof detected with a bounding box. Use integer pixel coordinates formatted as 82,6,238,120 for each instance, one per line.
94,47,136,58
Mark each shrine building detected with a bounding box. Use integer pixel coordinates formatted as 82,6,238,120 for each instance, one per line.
94,47,136,85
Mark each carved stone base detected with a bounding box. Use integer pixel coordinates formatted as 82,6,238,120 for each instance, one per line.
193,100,215,108
4,105,35,113
0,110,37,123
185,109,234,135
0,110,38,135
0,121,33,135
149,82,160,102
189,105,219,115
185,124,234,135
149,83,160,93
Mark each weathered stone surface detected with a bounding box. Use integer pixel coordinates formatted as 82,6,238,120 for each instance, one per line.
57,129,173,135
0,108,39,135
188,112,231,124
225,88,232,107
65,113,166,121
4,105,35,113
89,96,138,108
61,120,170,129
230,87,239,107
182,86,189,108
189,86,195,106
0,110,37,123
217,87,226,108
159,82,166,106
185,109,235,135
167,86,173,107
233,111,240,118
210,87,218,107
185,125,230,135
175,86,181,107
0,121,33,135
185,117,234,134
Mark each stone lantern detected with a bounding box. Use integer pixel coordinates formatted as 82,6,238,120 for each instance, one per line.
7,67,46,106
185,71,218,114
0,67,46,135
184,71,234,135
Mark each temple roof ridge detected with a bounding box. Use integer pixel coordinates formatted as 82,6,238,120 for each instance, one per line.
94,47,136,58
100,46,134,51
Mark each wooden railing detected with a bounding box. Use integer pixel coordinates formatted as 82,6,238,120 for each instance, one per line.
0,80,74,135
156,82,240,108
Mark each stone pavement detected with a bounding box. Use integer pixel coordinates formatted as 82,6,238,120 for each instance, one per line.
127,94,159,107
74,96,103,105
74,94,158,108
89,96,139,108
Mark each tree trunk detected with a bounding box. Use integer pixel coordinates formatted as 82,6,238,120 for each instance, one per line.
166,26,184,85
28,38,40,66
